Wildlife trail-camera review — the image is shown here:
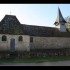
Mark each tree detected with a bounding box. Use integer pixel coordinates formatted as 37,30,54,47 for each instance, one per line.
65,16,70,23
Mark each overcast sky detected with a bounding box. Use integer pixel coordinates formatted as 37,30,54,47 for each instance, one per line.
0,4,70,27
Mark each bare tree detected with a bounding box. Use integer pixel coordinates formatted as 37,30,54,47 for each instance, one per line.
65,16,70,23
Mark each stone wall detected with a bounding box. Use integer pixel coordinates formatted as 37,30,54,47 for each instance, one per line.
30,36,70,50
0,34,70,53
0,34,30,52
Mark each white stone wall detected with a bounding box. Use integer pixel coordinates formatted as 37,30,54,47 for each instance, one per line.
0,34,30,52
30,36,70,50
1,34,70,52
55,23,67,32
60,24,66,32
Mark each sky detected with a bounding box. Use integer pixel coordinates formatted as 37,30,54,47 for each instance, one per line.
0,4,70,27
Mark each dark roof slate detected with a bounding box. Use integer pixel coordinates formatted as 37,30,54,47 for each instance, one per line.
0,15,24,34
0,15,70,37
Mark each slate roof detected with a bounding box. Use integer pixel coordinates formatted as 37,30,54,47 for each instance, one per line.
0,15,24,34
0,14,70,37
22,24,59,37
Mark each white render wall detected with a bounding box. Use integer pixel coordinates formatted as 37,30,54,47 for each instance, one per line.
1,34,70,52
55,23,67,32
60,24,67,32
0,34,30,52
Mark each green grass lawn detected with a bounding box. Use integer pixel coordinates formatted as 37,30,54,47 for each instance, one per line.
0,56,70,63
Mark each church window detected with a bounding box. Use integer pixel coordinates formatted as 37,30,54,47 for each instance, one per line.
2,35,7,41
30,37,33,43
18,36,23,41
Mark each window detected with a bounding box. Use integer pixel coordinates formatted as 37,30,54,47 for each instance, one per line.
30,37,33,43
2,35,7,41
18,36,23,41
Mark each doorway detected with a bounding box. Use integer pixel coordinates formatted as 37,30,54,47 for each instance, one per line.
10,38,15,52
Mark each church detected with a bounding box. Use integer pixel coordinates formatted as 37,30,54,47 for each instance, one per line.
0,8,70,56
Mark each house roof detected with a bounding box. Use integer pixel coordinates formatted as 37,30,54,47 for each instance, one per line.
0,14,70,37
22,24,59,37
0,15,24,34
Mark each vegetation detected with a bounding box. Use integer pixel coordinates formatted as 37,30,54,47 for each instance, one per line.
0,55,70,63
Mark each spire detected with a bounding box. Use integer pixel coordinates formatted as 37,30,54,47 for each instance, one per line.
54,7,66,25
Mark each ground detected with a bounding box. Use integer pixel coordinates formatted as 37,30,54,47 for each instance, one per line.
0,56,70,63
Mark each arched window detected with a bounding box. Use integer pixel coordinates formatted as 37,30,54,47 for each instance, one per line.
18,36,23,41
2,35,7,41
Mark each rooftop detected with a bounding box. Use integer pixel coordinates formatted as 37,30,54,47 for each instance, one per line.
0,14,70,37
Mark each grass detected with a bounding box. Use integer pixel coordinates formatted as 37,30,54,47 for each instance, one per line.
0,56,70,63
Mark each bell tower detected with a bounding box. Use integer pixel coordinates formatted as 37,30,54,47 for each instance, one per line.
54,7,67,32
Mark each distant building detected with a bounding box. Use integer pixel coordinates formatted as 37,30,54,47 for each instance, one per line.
0,7,70,56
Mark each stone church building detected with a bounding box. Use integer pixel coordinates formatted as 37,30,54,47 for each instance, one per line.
0,8,70,56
